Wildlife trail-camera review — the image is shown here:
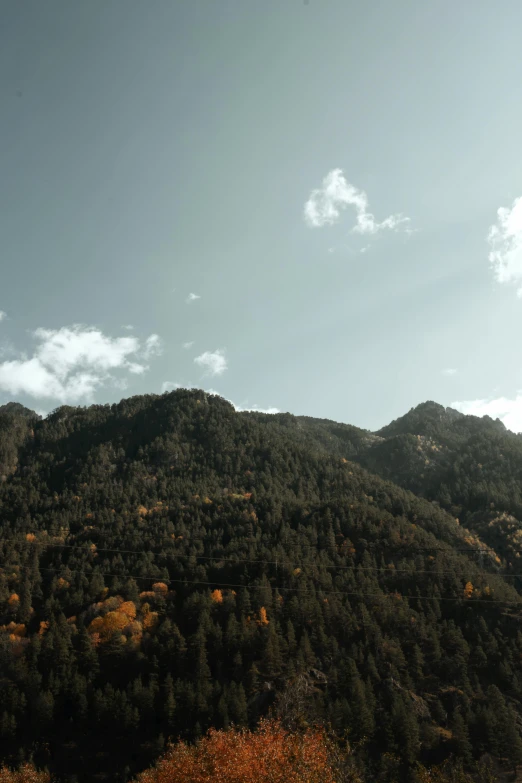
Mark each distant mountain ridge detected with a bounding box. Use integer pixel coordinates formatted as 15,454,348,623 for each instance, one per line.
2,394,521,564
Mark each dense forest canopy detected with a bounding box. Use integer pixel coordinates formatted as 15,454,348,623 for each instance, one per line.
1,390,522,781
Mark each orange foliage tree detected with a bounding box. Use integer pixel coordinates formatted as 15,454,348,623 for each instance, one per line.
257,607,269,626
134,719,340,783
211,589,223,604
0,764,50,783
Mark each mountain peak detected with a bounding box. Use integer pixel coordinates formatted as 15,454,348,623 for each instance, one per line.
0,402,40,419
375,400,467,438
375,399,509,440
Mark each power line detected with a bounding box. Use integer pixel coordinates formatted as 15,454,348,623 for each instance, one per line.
7,563,522,607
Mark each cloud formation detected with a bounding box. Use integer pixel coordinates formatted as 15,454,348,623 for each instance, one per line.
194,349,227,377
183,341,194,350
0,338,15,359
304,169,409,235
204,389,279,414
0,310,6,322
0,325,162,403
488,196,522,297
442,368,457,376
186,293,201,303
143,334,162,360
161,381,182,393
451,394,522,434
233,402,280,414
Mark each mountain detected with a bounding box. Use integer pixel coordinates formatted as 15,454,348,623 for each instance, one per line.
351,402,522,570
0,402,41,419
375,401,494,439
0,390,522,782
0,401,40,482
261,402,522,571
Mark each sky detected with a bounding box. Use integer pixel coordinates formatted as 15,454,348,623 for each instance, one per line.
2,0,522,432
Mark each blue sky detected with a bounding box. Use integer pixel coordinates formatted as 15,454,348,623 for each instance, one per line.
2,0,522,431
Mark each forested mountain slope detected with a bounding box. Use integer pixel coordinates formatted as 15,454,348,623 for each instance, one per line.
0,390,522,782
254,402,522,573
296,401,522,572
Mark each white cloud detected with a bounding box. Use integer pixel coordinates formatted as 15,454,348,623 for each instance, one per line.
186,293,201,303
126,363,147,375
143,334,162,359
304,168,410,235
111,377,130,390
204,388,279,414
0,325,162,403
183,341,194,350
0,338,16,359
0,310,6,322
122,324,134,330
194,349,227,377
451,394,522,434
161,381,182,393
442,368,458,376
32,327,141,376
234,402,280,414
488,196,522,296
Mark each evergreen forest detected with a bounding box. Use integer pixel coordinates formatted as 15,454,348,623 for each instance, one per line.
2,391,522,781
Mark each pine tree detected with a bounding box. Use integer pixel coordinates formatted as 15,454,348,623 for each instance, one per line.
485,685,522,769
261,625,283,677
163,674,176,734
450,708,472,763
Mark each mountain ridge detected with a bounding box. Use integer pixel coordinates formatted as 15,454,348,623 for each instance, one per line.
1,389,522,781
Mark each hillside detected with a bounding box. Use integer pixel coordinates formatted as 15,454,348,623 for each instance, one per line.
259,402,522,573
0,390,522,781
351,402,522,570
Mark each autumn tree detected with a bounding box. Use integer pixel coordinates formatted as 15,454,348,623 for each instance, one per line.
0,764,50,783
134,719,343,783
